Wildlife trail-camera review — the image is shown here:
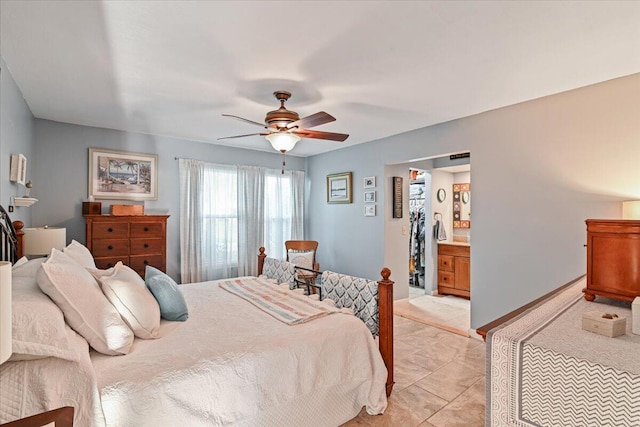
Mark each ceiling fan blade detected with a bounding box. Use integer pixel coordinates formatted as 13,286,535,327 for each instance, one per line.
293,129,349,142
287,111,335,129
222,114,267,128
217,133,268,140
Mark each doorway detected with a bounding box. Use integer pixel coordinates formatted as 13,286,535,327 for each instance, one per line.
391,156,472,336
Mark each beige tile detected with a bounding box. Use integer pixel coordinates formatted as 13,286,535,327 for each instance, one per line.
415,360,485,401
357,394,426,427
427,378,486,427
394,358,432,390
454,341,486,373
395,315,431,337
392,384,449,421
340,414,371,426
417,421,437,427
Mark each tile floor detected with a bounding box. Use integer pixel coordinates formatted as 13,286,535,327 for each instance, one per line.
394,294,471,337
341,316,486,427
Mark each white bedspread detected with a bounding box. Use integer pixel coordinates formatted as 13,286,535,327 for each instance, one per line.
0,326,106,427
91,277,388,427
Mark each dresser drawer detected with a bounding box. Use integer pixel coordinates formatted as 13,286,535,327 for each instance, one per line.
438,271,455,287
94,256,129,270
92,239,130,257
131,222,164,238
438,255,455,272
93,222,129,239
130,238,164,255
130,254,164,272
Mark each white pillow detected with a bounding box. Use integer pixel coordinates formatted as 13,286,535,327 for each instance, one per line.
288,250,314,269
37,249,133,355
12,257,46,278
63,239,96,269
89,262,161,339
9,276,81,362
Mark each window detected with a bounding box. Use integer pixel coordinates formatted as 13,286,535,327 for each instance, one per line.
179,160,304,282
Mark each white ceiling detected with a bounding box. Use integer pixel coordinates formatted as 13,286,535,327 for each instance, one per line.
1,1,639,157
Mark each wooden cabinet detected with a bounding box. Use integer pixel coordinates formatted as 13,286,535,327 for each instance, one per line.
584,219,640,302
84,214,169,278
437,243,470,298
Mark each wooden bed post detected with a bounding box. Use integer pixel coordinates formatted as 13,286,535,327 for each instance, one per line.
13,220,24,259
257,247,266,276
378,267,394,397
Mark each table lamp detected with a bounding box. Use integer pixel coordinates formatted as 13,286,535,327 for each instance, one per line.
23,227,67,257
0,261,11,364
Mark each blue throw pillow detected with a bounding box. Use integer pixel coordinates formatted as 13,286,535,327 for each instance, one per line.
144,266,189,321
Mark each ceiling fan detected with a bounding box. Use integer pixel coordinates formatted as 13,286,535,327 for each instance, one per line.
218,91,349,158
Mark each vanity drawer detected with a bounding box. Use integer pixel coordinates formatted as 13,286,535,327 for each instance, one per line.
92,239,129,257
130,238,164,255
93,222,129,239
438,255,455,272
131,222,164,238
438,271,455,288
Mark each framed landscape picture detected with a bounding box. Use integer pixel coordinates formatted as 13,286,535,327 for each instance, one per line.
89,148,158,200
327,172,352,204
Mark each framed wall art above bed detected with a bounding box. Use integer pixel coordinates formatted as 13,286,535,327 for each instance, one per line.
89,148,158,201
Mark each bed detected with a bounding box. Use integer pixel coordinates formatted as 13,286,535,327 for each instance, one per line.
0,207,394,427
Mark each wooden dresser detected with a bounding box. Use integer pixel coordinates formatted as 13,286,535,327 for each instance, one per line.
584,219,640,302
84,214,169,278
437,243,471,298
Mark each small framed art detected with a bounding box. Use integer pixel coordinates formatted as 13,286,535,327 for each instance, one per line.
364,191,376,203
327,172,352,204
364,205,376,217
364,176,376,188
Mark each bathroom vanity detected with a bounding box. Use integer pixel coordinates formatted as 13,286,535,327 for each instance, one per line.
437,242,471,298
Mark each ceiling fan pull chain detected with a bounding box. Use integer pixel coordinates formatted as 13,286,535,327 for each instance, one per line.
282,151,286,174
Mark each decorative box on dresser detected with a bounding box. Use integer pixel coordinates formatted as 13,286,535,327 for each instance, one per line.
437,243,471,298
84,214,169,278
584,219,640,302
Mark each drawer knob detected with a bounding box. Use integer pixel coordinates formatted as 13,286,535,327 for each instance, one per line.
144,243,149,248
144,227,149,232
108,227,113,232
107,245,113,250
143,260,149,265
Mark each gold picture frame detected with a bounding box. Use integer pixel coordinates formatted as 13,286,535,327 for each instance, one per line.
327,172,352,204
89,148,158,200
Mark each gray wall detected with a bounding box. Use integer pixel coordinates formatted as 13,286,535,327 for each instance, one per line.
32,119,306,280
0,55,34,226
308,73,640,329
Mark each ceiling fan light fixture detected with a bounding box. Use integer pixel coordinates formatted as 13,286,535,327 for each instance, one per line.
265,133,300,152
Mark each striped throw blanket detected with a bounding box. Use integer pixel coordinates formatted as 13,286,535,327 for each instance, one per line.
219,277,339,325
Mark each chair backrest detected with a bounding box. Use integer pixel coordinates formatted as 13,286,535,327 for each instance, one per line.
285,240,318,270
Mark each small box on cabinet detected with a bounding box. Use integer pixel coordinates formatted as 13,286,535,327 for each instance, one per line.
111,204,144,216
582,311,626,337
82,201,102,215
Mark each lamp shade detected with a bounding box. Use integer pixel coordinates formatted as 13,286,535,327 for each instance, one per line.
0,261,11,364
265,133,300,152
23,227,66,256
623,201,640,220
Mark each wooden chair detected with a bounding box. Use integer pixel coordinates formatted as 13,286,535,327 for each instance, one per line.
285,240,320,293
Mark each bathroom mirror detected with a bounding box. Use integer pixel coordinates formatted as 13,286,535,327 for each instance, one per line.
453,183,471,228
436,188,446,203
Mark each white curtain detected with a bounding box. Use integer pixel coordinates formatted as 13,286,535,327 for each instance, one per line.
179,160,305,282
237,166,265,276
179,160,238,283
